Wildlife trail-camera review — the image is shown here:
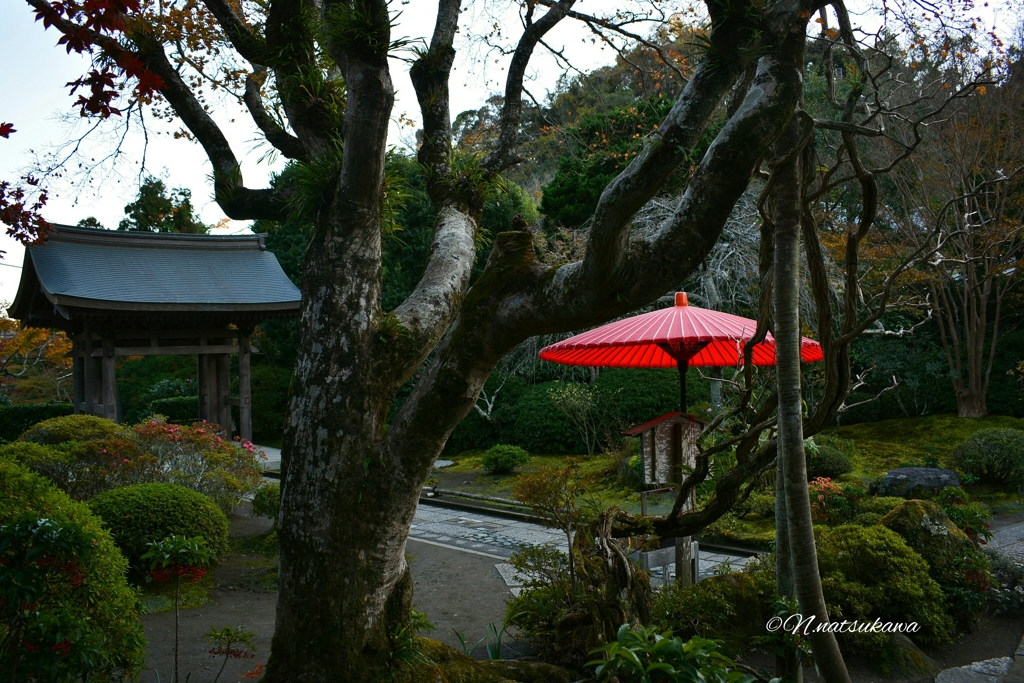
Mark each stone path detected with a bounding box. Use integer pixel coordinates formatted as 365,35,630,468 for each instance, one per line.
991,515,1024,562
935,633,1024,683
411,503,756,593
257,445,281,471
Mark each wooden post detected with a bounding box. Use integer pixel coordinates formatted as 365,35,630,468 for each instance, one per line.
216,352,232,434
238,331,252,443
102,333,118,421
197,353,209,421
675,536,694,587
72,336,84,414
83,325,97,416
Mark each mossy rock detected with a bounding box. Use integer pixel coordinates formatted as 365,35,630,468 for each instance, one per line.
398,639,573,683
816,524,954,646
880,499,990,629
874,633,938,677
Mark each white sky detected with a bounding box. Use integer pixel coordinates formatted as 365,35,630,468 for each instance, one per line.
0,0,1016,307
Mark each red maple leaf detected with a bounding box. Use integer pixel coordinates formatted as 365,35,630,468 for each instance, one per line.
0,123,14,138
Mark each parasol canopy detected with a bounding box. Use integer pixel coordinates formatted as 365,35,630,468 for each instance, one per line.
538,292,823,411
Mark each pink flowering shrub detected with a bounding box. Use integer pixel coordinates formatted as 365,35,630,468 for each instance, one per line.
4,415,264,510
131,419,265,511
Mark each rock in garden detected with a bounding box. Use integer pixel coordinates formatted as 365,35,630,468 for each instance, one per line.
881,499,989,628
870,467,960,498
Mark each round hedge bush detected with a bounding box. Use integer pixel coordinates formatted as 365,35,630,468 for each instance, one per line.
807,444,854,480
88,483,229,570
0,459,146,680
952,428,1024,487
482,444,531,474
19,414,130,444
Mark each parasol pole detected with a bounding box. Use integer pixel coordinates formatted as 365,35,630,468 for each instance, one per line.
677,360,687,413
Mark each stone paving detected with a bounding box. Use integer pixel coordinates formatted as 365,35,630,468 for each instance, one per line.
991,516,1024,562
410,502,756,592
936,658,1013,683
410,504,565,559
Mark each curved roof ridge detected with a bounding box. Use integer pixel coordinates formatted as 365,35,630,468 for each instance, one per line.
44,224,267,250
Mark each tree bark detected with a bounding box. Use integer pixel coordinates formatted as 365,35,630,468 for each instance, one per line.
773,115,851,683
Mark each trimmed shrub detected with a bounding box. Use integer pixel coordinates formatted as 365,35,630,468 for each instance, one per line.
88,483,229,570
0,439,152,500
148,395,200,423
736,491,776,519
935,487,993,543
482,444,531,474
20,414,130,444
0,403,74,443
501,382,586,454
807,446,854,480
593,368,689,434
808,478,864,525
444,409,499,454
0,459,146,679
816,524,954,645
881,499,991,629
952,428,1024,487
126,420,265,511
651,573,764,656
11,415,262,508
857,496,906,517
853,512,883,526
252,482,281,524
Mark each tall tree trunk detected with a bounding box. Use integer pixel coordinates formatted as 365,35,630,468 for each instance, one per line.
265,224,415,681
774,445,802,683
773,117,852,683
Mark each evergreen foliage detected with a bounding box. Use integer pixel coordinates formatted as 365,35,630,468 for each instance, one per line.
0,459,146,680
481,444,530,474
541,95,675,228
952,428,1024,487
88,483,229,571
0,403,73,444
117,176,208,233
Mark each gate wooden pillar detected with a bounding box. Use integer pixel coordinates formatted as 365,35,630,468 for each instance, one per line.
72,336,85,412
101,332,118,421
82,325,101,416
216,352,232,432
238,329,253,443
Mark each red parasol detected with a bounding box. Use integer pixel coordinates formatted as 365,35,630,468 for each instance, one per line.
539,292,823,410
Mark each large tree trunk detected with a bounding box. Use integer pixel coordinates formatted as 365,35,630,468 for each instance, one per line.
773,115,851,683
956,385,988,418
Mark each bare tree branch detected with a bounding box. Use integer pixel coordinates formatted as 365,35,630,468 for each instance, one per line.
244,68,308,159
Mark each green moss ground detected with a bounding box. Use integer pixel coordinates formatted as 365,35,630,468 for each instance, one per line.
829,414,1023,480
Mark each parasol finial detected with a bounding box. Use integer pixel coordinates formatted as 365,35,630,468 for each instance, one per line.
675,291,688,307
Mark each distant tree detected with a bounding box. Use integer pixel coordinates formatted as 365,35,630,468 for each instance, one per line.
118,177,208,234
75,216,105,230
886,67,1024,418
0,317,73,402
